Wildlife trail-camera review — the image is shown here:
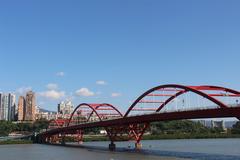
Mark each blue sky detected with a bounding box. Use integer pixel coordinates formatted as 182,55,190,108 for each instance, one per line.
0,0,240,112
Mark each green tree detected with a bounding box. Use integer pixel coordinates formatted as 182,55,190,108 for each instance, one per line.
0,121,17,136
16,123,33,132
151,120,209,135
232,121,240,134
33,119,50,132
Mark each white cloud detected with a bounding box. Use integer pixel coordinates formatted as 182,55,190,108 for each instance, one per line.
16,86,32,95
111,92,121,97
39,90,65,100
56,72,65,77
96,80,107,85
46,83,58,90
75,88,95,97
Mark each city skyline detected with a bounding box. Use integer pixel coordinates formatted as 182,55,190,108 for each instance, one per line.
1,1,240,112
0,1,240,158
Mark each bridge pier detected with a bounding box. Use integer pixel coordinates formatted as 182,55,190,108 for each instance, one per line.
135,142,142,150
61,133,65,145
109,142,116,151
61,138,65,145
46,137,50,143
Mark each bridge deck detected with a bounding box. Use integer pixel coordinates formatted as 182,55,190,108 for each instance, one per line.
39,107,240,137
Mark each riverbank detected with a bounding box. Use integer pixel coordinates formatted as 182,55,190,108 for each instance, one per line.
0,140,32,145
77,133,240,142
2,133,240,145
143,133,240,140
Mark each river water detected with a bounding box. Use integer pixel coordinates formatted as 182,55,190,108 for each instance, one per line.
0,139,240,160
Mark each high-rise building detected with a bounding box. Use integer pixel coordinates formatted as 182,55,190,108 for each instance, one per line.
8,93,16,121
65,101,74,115
18,96,25,121
2,94,9,121
57,100,74,118
25,91,36,121
57,101,65,114
0,93,3,120
0,93,16,121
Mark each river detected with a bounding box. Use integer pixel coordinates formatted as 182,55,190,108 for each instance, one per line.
0,139,239,160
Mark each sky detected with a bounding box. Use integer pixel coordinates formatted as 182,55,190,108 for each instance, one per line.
0,0,240,112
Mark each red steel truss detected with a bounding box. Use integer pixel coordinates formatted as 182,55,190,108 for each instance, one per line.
38,84,240,149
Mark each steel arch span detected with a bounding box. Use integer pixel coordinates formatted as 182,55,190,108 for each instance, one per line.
44,119,68,143
67,103,102,127
37,84,240,150
65,103,123,143
48,119,66,130
67,103,123,126
124,84,240,117
123,84,240,144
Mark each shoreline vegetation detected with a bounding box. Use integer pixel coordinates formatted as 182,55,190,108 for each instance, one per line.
0,140,32,145
82,133,240,142
1,119,240,145
1,134,240,145
143,133,240,140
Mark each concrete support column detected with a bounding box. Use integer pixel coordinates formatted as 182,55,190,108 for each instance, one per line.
46,137,50,143
61,133,65,145
109,142,116,151
135,142,142,150
61,138,65,145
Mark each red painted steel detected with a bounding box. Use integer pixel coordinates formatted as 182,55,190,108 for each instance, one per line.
38,84,240,147
138,100,164,103
64,103,123,144
124,84,240,116
39,107,240,137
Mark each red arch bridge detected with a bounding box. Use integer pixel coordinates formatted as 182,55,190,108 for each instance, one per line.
36,84,240,150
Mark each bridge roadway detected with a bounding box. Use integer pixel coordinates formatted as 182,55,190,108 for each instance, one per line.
37,107,240,149
37,84,240,150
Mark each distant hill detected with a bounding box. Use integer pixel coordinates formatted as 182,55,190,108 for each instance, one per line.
39,108,57,114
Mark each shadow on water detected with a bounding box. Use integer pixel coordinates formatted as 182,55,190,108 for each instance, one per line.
44,143,240,160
